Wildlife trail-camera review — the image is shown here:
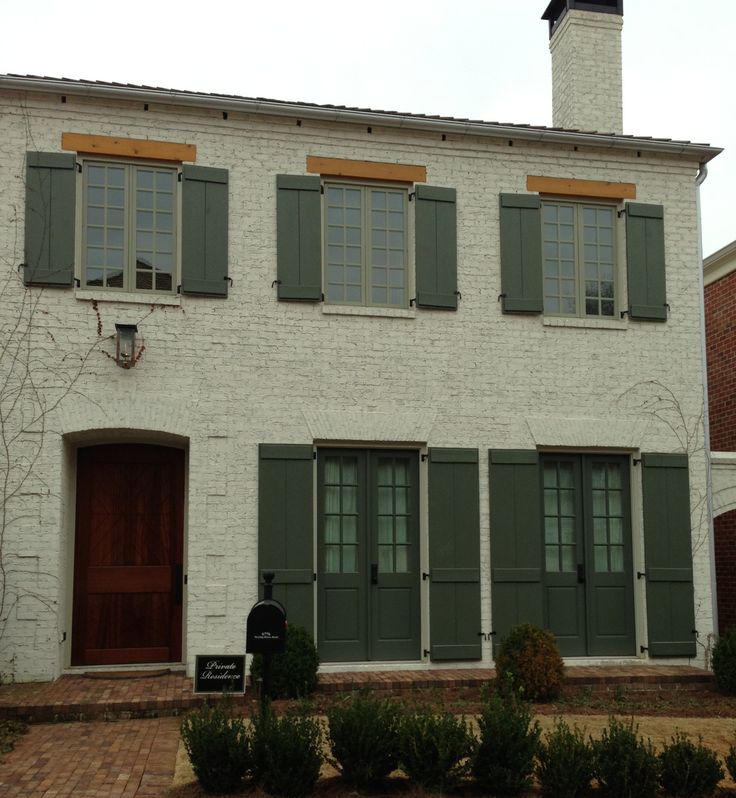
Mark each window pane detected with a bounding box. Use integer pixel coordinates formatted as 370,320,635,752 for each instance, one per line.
325,516,340,544
342,515,357,544
325,485,340,514
610,546,624,572
395,516,407,543
378,515,393,544
342,486,357,514
342,545,357,573
378,545,393,573
561,546,575,572
546,546,559,572
395,546,408,573
545,517,558,544
594,546,609,572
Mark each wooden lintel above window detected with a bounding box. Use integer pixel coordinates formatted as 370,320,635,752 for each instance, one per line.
306,156,426,184
61,133,196,162
527,175,636,200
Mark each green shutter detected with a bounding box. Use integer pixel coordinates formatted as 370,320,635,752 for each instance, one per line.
181,165,229,296
415,185,458,310
428,448,481,660
24,152,76,287
258,444,314,636
625,202,667,321
499,194,542,314
276,175,322,301
641,453,696,656
489,450,544,652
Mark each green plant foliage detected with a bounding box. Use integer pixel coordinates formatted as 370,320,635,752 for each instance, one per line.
593,717,660,798
180,697,250,794
398,707,475,792
712,628,736,695
495,623,564,701
472,689,541,795
250,624,319,699
327,691,401,786
725,743,736,784
251,704,323,798
536,717,596,798
658,731,723,797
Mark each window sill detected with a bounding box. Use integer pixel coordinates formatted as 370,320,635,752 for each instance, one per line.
75,288,181,307
321,304,416,319
543,316,627,331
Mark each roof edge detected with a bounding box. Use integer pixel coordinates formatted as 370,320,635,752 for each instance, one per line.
704,239,736,286
0,74,723,163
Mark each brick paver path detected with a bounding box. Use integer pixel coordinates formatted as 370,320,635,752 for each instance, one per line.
0,716,180,797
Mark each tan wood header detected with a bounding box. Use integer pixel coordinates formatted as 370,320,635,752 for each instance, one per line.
527,175,636,200
62,133,196,162
307,156,426,184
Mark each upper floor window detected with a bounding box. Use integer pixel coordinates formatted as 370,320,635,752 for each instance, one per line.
542,201,616,318
82,160,178,293
324,183,408,308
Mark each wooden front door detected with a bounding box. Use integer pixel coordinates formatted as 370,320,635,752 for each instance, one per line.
72,444,185,666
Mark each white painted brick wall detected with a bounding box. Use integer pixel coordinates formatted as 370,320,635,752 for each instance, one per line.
550,10,624,133
0,87,714,680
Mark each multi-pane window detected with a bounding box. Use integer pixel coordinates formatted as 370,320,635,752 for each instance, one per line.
82,161,177,292
324,184,407,307
543,461,577,573
376,457,411,573
591,462,624,573
542,202,616,317
323,455,359,574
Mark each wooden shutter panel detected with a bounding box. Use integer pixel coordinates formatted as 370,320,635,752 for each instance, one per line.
489,450,544,652
428,448,481,660
625,202,667,321
24,152,76,287
181,165,229,296
258,444,314,636
499,194,542,314
276,175,322,301
641,453,696,656
415,185,458,310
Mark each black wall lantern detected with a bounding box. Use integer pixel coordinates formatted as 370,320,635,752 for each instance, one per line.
114,323,141,369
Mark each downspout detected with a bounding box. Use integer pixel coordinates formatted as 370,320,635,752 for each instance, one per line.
695,161,719,651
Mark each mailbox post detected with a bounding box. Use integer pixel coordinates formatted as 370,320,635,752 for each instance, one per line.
246,571,286,709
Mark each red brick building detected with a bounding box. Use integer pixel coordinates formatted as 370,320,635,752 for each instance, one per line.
705,240,736,632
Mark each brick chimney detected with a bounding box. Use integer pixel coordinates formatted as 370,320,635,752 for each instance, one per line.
542,0,624,134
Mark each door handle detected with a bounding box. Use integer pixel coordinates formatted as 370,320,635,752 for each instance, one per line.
371,563,378,585
577,563,585,584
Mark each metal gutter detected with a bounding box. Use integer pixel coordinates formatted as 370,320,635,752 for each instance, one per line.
0,75,723,163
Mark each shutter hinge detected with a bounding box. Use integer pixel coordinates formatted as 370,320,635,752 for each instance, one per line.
73,277,80,287
421,453,428,462
320,185,324,194
178,172,183,182
620,308,630,319
617,208,627,218
176,284,182,294
477,631,493,641
409,297,416,307
422,572,430,581
633,458,642,466
640,644,648,653
17,263,25,273
224,276,233,287
498,293,506,303
409,192,416,202
76,161,82,173
313,451,317,460
271,279,281,288
637,571,646,580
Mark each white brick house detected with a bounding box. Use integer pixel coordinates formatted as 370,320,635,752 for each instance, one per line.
0,0,722,681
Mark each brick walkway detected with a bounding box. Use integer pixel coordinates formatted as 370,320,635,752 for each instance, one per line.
0,664,715,797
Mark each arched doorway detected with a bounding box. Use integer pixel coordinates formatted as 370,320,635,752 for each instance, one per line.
71,444,185,666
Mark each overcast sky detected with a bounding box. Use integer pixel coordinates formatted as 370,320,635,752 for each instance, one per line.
3,0,733,256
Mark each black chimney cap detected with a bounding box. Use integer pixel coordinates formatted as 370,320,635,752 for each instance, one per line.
542,0,623,37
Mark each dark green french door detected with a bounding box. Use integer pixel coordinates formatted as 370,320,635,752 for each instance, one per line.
317,450,420,662
542,454,635,657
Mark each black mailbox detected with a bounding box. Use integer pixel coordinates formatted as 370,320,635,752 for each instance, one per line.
246,598,286,655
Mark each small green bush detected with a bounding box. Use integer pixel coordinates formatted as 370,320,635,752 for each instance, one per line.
251,704,323,798
725,743,736,783
250,624,319,699
495,623,564,701
398,708,475,792
180,697,250,794
472,689,541,795
658,732,723,797
593,717,659,798
327,691,401,786
712,628,736,695
536,717,596,798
